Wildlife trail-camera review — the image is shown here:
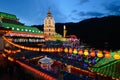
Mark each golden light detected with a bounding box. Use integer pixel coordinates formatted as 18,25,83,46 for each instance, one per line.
64,47,68,53
73,48,77,54
8,57,14,61
84,49,89,56
57,48,61,52
97,51,103,58
69,48,73,54
41,48,44,52
114,52,120,60
51,48,55,52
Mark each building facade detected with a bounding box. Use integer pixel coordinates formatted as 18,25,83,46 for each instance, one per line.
44,9,55,38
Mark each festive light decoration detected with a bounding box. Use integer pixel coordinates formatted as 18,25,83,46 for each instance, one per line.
97,51,103,58
69,48,73,54
78,49,83,55
73,48,77,54
2,36,40,52
64,47,68,53
90,51,96,57
105,51,111,58
6,32,44,38
114,52,120,60
84,49,89,56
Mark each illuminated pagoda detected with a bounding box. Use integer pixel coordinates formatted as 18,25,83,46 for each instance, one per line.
44,9,63,41
44,9,55,39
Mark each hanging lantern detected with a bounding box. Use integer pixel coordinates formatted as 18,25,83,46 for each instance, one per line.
84,49,89,56
73,48,77,55
46,48,48,52
54,48,57,52
69,48,73,54
90,51,95,57
51,48,55,52
78,49,83,55
41,48,44,52
49,48,52,52
60,48,63,52
114,52,120,60
105,51,111,58
64,48,68,53
57,48,61,52
97,51,103,58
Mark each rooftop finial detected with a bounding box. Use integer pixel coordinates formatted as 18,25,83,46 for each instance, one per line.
47,8,52,17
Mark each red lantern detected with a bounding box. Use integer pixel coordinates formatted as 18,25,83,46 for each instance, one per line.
78,49,83,55
105,51,111,58
90,51,95,57
69,48,73,54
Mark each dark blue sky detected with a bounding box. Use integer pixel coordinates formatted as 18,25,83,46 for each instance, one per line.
0,0,120,26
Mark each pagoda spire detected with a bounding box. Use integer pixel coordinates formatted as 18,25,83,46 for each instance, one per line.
47,8,52,17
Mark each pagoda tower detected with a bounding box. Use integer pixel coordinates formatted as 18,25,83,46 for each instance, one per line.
44,9,55,38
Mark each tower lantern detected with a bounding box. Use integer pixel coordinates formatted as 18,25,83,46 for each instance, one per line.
63,25,67,38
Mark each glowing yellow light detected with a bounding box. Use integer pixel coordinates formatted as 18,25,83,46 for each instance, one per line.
64,48,68,53
97,51,103,58
84,49,89,56
114,52,120,60
73,48,77,54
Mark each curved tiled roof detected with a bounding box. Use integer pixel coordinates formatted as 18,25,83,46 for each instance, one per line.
2,22,43,34
0,12,17,20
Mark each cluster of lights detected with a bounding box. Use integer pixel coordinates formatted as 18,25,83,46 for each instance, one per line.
2,36,40,51
2,36,120,59
4,49,21,54
41,48,63,53
13,38,45,43
5,32,44,38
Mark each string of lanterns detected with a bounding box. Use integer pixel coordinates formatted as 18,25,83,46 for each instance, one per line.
2,36,120,60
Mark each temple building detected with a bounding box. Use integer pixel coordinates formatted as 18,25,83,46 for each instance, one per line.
43,9,63,41
44,9,55,38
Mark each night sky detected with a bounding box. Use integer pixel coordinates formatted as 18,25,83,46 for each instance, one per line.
0,0,120,25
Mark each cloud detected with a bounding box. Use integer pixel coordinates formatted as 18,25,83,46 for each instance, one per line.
104,2,120,15
77,11,104,17
71,10,77,13
79,0,90,4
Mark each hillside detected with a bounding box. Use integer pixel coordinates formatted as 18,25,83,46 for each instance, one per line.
33,16,120,50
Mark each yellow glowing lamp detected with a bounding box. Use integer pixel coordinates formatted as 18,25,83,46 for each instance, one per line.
48,48,52,52
90,51,95,57
97,51,103,58
78,50,83,55
51,48,55,52
41,48,44,52
57,48,61,52
105,51,111,58
69,48,73,54
64,48,68,53
84,50,89,56
73,48,77,54
46,48,48,52
114,52,120,60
